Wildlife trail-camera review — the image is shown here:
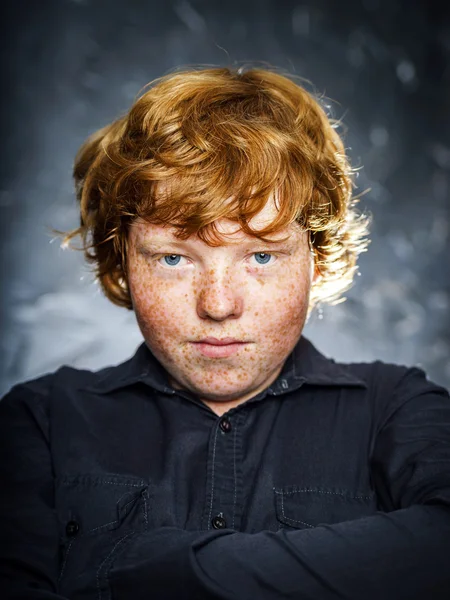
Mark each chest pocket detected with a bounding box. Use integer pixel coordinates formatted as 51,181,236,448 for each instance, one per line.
56,474,149,596
274,486,377,530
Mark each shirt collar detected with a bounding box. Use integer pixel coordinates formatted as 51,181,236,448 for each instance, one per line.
86,336,366,396
268,336,367,395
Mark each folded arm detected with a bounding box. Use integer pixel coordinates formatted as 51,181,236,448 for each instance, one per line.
113,503,450,599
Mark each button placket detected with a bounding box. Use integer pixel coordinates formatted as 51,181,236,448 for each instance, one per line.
203,411,246,532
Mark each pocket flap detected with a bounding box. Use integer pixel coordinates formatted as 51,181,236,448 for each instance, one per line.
56,473,148,536
274,486,376,529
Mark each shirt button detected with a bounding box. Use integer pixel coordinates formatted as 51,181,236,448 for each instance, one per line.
211,514,227,529
219,417,232,433
65,520,80,537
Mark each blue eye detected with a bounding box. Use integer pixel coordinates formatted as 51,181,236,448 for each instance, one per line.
163,254,182,266
253,252,273,265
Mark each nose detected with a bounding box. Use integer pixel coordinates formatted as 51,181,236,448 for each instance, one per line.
196,267,244,321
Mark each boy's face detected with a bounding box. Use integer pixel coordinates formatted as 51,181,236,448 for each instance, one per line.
127,198,314,412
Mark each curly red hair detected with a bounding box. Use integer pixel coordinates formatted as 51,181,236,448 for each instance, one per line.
61,66,369,310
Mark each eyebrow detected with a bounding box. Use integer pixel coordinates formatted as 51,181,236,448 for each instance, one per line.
137,236,297,251
138,239,191,250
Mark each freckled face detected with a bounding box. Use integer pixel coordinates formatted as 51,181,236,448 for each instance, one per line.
127,201,314,408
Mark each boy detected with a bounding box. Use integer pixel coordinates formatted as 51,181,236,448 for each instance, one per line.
1,66,449,599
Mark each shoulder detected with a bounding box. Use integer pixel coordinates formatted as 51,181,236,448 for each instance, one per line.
297,336,447,400
332,359,449,423
335,360,415,389
338,359,448,396
0,360,126,421
2,363,108,399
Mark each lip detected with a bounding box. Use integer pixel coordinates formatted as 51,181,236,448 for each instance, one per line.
196,337,244,346
192,338,249,358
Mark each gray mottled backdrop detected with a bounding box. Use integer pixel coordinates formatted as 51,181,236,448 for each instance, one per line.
1,0,449,396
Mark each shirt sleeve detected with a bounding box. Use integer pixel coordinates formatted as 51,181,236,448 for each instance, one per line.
109,367,450,600
0,381,69,599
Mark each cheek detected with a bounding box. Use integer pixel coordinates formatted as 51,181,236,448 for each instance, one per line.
128,260,186,342
253,266,311,343
259,263,311,313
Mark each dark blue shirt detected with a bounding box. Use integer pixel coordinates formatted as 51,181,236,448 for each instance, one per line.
1,336,450,599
